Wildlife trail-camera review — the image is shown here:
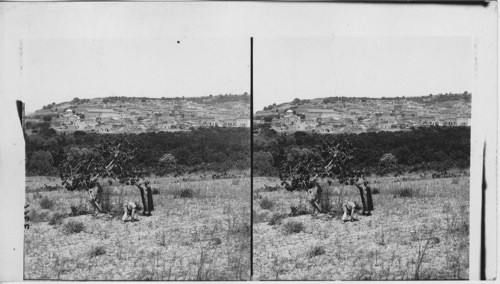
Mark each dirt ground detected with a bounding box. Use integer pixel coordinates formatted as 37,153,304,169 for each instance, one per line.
24,175,250,280
253,176,469,280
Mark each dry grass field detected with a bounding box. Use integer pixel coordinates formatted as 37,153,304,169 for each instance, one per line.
253,175,469,280
24,174,250,280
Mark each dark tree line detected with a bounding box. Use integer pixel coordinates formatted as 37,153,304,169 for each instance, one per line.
26,127,250,176
253,126,470,176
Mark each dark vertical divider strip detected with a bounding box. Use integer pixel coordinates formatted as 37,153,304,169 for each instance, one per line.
480,142,486,280
250,36,254,280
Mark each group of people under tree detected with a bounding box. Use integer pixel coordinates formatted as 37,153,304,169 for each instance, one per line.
59,137,155,221
279,137,374,222
59,136,370,223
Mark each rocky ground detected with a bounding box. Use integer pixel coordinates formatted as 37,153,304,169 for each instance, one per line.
24,176,250,280
253,176,469,280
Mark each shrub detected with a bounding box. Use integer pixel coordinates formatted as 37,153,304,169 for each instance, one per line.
372,188,380,194
178,188,194,198
63,220,85,234
39,196,54,210
48,212,65,226
262,185,280,192
399,187,414,198
308,245,326,258
30,208,50,223
70,205,85,216
268,213,286,226
282,220,304,235
290,203,308,216
152,188,160,195
253,210,268,223
259,197,274,210
89,246,106,258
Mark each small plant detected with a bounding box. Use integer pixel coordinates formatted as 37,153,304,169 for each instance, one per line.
155,231,168,246
372,188,380,194
399,187,414,198
282,220,304,235
262,185,280,192
48,212,65,226
259,197,274,210
39,196,54,210
374,231,386,246
30,208,50,222
70,205,85,216
152,188,160,195
290,203,308,216
268,213,286,226
89,245,106,258
63,220,85,234
179,188,194,198
308,245,326,258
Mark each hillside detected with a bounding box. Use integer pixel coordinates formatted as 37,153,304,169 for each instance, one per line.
254,93,471,134
25,93,250,134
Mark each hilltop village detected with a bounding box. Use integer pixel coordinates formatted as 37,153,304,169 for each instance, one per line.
25,94,250,134
254,93,471,134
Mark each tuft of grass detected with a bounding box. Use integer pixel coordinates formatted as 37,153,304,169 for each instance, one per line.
372,188,380,194
308,245,326,258
155,231,168,247
231,179,240,185
259,197,274,210
282,220,304,235
268,213,286,226
398,187,415,198
39,196,54,210
89,245,106,258
451,178,460,185
48,212,65,226
178,188,194,198
152,188,160,195
63,220,85,234
290,203,308,217
30,208,50,223
253,210,268,223
262,185,280,192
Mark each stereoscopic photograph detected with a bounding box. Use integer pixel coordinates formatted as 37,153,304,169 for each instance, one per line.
21,38,251,280
252,37,471,280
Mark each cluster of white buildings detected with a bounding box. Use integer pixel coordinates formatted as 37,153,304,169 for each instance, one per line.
256,98,471,134
32,97,250,134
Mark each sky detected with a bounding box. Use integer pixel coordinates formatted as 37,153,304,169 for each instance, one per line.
254,37,472,112
21,38,250,112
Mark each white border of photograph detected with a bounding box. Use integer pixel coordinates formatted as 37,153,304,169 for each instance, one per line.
0,2,497,281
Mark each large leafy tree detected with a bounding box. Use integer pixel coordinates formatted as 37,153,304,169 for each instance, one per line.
279,138,373,215
59,137,154,215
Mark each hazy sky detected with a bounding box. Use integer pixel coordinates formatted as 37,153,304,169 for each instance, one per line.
254,37,472,111
21,38,250,112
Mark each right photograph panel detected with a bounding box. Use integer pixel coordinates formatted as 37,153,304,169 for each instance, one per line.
252,37,471,280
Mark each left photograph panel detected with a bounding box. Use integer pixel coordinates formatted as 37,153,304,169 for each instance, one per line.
22,38,251,280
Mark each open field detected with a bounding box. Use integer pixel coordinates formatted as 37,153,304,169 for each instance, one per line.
253,175,469,280
24,175,250,280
